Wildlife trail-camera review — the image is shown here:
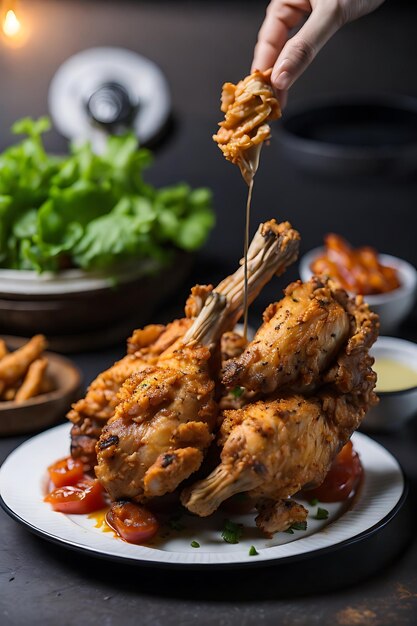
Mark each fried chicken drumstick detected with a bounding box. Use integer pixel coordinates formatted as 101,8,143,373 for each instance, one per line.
223,277,351,395
95,220,300,502
67,318,202,469
182,281,379,535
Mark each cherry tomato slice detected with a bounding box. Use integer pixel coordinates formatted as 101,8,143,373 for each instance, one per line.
305,441,363,502
47,456,84,488
106,502,159,544
44,478,106,514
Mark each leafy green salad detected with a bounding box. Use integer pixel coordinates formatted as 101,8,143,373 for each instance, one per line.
0,117,214,273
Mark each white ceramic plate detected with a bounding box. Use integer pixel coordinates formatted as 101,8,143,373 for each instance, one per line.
0,424,404,569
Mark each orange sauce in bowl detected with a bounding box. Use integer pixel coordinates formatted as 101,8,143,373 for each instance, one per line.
311,234,400,295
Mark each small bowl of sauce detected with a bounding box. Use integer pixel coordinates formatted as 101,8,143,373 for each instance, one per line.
299,243,417,335
362,336,417,431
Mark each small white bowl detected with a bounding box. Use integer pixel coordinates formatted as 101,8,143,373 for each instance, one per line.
362,336,417,431
299,247,417,334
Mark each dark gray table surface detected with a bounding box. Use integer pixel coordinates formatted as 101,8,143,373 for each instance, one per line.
1,1,417,624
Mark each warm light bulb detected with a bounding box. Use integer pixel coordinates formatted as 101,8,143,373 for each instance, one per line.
3,9,21,38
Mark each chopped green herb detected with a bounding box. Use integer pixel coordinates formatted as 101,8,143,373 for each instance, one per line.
291,521,307,531
248,545,258,556
314,507,329,520
283,520,307,534
221,519,244,544
309,498,319,506
231,386,244,399
190,540,200,548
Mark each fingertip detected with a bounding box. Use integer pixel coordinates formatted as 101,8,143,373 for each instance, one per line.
273,70,291,92
278,90,288,111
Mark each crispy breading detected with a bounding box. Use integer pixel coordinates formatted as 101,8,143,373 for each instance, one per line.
213,70,281,182
222,277,351,395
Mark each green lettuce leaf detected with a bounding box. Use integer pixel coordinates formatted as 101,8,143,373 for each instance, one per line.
0,116,215,272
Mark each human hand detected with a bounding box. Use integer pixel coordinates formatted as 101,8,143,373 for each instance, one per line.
252,0,385,107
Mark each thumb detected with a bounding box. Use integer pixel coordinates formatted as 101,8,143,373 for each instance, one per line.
271,3,344,92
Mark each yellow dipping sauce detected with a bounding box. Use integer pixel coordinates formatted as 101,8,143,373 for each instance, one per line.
374,357,417,392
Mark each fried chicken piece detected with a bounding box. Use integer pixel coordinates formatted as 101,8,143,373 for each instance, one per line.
68,321,193,469
96,219,300,502
182,293,379,536
15,357,48,403
68,285,215,468
222,277,351,395
213,69,281,183
0,335,46,395
221,331,248,363
256,499,308,537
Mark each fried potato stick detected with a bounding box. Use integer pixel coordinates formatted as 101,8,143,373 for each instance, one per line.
15,357,48,403
0,335,46,394
2,387,18,401
0,339,8,360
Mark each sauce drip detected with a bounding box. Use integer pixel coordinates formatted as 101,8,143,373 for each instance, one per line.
88,507,113,532
243,179,253,339
240,144,261,340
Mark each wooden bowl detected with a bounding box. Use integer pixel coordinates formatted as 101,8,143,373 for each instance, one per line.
0,344,82,437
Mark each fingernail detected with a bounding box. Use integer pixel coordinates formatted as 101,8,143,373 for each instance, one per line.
274,71,291,91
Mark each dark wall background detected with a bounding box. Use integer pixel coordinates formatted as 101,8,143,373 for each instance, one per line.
0,0,416,326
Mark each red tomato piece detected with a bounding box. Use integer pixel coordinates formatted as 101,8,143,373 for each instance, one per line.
305,441,363,502
106,502,159,544
44,478,106,514
47,456,84,488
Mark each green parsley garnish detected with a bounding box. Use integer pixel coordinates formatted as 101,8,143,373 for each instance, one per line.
291,521,307,531
309,498,319,506
190,540,200,548
283,521,307,533
248,545,258,556
314,507,329,520
231,386,244,399
221,519,244,544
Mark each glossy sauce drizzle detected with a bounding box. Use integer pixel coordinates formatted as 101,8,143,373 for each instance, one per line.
240,144,261,340
243,179,253,339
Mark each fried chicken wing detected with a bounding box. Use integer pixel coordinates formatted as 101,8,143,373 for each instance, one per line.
182,289,379,535
223,277,351,395
213,69,281,183
95,220,300,502
68,321,195,469
68,284,217,470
